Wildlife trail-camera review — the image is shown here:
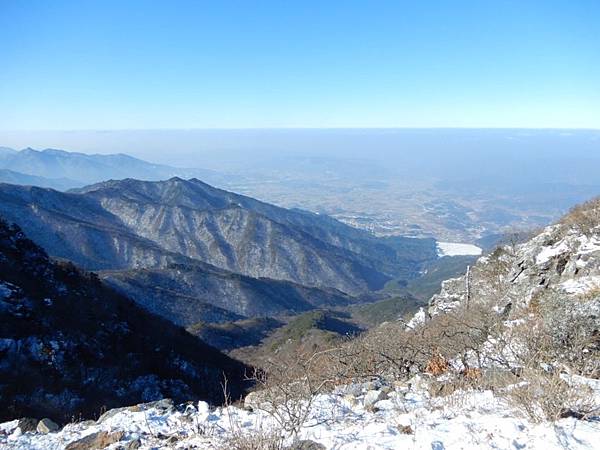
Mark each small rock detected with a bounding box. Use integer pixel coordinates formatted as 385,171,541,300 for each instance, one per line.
343,394,357,406
37,418,59,433
121,438,141,450
340,384,362,397
165,435,179,444
286,440,326,450
17,417,38,433
197,401,210,415
407,374,429,392
393,380,408,392
364,389,387,408
182,403,197,416
96,406,130,424
8,428,22,441
65,430,125,450
244,391,260,410
398,424,413,434
381,385,393,396
363,381,380,391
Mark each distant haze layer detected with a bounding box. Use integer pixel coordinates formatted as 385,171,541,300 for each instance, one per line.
1,128,599,181
1,129,599,241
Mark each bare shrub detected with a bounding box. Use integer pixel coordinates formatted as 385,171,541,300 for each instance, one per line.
221,378,286,450
502,368,599,422
218,427,285,450
562,197,600,236
240,277,599,430
540,295,600,377
503,292,600,378
323,302,506,385
244,348,343,437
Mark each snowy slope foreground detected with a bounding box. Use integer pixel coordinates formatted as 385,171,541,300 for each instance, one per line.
2,378,599,450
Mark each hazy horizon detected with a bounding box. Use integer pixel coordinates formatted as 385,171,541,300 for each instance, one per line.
2,127,599,168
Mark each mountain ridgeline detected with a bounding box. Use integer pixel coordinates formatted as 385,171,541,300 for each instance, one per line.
0,177,437,326
0,147,223,190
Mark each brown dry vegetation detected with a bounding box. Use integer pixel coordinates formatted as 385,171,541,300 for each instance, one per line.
562,196,600,236
244,285,599,426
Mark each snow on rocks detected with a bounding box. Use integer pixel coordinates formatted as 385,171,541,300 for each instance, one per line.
363,389,388,409
427,219,600,319
405,307,426,329
560,275,600,294
535,238,571,265
1,380,599,450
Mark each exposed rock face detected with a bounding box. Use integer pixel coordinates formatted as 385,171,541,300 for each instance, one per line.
0,178,436,322
427,200,600,325
36,418,59,434
16,418,37,433
0,218,248,423
64,430,125,450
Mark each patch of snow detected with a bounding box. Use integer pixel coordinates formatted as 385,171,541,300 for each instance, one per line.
437,242,482,257
2,383,599,450
405,307,426,329
536,239,571,265
578,235,600,255
560,276,600,295
0,420,18,435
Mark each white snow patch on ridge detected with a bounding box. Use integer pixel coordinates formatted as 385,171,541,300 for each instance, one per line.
561,276,600,294
536,239,570,265
437,241,482,257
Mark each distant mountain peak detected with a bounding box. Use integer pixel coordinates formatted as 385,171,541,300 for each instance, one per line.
0,146,225,190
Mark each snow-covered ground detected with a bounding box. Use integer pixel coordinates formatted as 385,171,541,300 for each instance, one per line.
436,241,482,257
2,378,599,450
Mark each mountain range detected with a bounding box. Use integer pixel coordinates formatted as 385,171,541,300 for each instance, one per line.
0,177,437,327
0,147,223,190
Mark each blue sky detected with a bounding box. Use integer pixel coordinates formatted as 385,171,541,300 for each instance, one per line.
1,0,599,130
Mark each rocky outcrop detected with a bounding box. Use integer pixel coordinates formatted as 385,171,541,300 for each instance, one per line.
64,430,125,450
36,419,59,434
429,216,600,318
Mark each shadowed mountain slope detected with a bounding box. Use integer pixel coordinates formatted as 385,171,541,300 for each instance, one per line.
0,218,249,423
